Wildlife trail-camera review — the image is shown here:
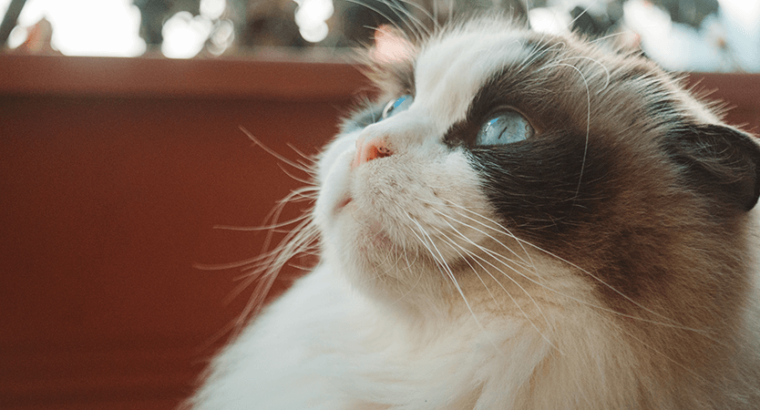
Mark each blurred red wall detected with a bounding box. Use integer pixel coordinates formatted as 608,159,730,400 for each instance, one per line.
0,55,757,409
0,55,366,410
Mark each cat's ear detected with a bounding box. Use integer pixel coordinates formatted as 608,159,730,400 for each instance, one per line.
667,124,760,212
370,25,415,65
362,26,416,98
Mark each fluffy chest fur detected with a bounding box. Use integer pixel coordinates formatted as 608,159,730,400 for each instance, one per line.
189,14,760,410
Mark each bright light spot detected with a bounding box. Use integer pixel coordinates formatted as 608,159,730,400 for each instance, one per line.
200,0,226,20
161,11,213,59
293,0,333,43
624,0,687,70
718,0,760,29
715,0,760,71
7,25,28,49
529,7,570,35
209,19,235,55
299,21,328,43
623,0,672,38
295,0,333,25
623,0,731,71
0,0,10,17
14,0,145,57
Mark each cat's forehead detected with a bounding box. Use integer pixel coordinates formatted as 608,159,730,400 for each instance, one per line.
414,26,534,123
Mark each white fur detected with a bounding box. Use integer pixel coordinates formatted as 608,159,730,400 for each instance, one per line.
415,29,531,125
194,28,618,409
192,258,627,409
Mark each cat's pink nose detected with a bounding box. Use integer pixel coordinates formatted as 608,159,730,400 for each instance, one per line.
353,135,393,167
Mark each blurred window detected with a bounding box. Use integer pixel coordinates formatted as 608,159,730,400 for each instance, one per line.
0,0,758,72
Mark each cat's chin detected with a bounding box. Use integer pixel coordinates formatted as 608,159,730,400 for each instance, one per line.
331,206,401,259
321,178,499,300
318,205,436,301
326,242,451,312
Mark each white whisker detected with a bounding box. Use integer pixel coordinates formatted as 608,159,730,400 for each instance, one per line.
437,201,723,340
424,203,533,269
286,142,316,164
239,126,316,176
397,0,441,32
543,62,591,203
347,0,420,44
442,201,537,271
385,0,432,38
430,225,563,354
567,4,593,30
277,163,315,185
404,213,526,359
404,214,490,329
551,55,611,92
212,212,312,232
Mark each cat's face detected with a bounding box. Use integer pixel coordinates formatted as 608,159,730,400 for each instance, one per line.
312,17,760,317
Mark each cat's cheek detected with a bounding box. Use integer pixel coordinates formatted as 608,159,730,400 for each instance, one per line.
314,147,356,231
315,131,361,184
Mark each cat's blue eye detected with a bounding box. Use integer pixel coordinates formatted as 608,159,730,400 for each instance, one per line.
476,111,534,146
382,95,413,119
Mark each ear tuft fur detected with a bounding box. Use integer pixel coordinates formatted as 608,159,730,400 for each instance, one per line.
370,25,416,65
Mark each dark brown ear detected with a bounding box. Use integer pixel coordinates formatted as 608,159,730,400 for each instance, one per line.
666,124,760,212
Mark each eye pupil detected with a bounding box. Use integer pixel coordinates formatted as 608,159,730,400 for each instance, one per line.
382,95,413,119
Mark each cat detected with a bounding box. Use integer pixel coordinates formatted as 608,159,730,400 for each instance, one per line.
187,10,760,410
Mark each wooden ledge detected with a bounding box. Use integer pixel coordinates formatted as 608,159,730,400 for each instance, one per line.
0,53,757,105
0,53,369,101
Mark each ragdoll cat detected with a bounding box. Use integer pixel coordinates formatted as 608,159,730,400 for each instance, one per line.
188,12,760,410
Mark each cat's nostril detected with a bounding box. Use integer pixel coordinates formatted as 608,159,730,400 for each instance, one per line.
353,135,393,167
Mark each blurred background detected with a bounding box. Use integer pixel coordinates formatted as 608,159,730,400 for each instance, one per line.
0,0,759,71
1,1,759,410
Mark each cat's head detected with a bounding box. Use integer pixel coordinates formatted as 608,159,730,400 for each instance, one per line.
312,15,760,321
